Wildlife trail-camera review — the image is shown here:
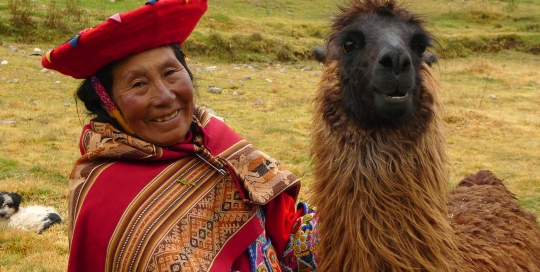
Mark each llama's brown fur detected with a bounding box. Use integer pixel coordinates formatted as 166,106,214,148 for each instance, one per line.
312,62,461,271
449,170,540,271
310,1,540,271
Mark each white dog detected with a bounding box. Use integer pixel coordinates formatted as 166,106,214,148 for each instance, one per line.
0,192,62,233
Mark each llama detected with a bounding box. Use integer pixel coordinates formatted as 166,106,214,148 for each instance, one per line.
309,0,540,271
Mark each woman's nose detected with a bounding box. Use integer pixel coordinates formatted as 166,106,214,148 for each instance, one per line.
151,80,175,105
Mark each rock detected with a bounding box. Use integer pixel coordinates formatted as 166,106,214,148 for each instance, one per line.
238,80,244,86
233,92,240,96
265,78,273,83
40,68,49,73
208,87,222,94
55,81,61,84
0,60,8,65
204,66,217,71
489,94,496,99
301,66,313,71
9,45,17,52
203,107,224,121
254,99,264,106
0,120,16,125
205,108,217,115
64,102,72,107
243,76,252,80
33,48,42,53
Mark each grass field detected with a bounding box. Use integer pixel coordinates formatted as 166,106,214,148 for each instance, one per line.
0,0,539,271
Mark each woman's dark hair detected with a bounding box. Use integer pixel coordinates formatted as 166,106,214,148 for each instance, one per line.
75,43,193,129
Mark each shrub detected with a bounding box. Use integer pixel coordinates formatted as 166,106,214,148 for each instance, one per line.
8,0,36,28
45,0,67,29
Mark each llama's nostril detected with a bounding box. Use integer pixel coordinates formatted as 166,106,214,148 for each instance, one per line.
378,56,393,69
378,51,411,76
402,59,411,69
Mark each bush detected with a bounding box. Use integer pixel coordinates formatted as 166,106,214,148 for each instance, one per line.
45,0,67,29
3,0,90,43
8,0,36,28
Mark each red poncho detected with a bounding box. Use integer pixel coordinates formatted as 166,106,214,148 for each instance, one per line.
67,107,302,271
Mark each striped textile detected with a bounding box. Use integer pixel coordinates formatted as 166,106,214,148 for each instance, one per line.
67,107,301,272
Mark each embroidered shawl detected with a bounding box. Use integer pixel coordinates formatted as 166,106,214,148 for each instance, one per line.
67,107,301,272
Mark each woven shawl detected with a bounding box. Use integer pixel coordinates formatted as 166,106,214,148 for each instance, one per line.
67,107,301,271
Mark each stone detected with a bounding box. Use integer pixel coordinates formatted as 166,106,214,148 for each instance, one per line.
208,87,222,94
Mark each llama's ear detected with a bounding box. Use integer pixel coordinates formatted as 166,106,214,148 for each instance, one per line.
312,46,327,63
422,52,437,67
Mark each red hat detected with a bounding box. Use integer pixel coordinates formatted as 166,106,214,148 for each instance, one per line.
42,0,208,79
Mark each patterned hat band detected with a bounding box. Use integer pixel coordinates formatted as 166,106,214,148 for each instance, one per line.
91,76,135,135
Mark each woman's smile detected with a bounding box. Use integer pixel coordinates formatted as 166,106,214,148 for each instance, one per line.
152,110,179,123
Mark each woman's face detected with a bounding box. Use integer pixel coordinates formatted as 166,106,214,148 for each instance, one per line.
111,46,194,146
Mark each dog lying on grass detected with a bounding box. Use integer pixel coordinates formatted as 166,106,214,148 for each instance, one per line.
0,191,62,233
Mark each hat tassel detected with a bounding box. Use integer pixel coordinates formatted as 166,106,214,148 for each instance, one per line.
91,76,136,135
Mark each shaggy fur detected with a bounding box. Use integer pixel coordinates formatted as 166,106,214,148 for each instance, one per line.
0,192,62,233
449,171,540,271
310,0,540,271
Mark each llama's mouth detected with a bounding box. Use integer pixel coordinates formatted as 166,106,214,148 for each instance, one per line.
379,90,410,103
386,91,409,100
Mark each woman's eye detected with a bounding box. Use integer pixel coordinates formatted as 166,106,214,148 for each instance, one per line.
165,69,177,77
132,81,144,88
342,41,358,54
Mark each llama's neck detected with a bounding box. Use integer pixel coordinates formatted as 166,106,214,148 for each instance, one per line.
310,62,461,271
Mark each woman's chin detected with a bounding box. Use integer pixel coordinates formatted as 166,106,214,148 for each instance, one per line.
143,126,190,147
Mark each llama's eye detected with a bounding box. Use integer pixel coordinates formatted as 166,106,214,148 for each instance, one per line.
411,33,430,55
415,42,427,55
342,41,358,54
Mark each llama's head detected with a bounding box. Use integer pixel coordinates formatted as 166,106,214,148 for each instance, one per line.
314,0,437,132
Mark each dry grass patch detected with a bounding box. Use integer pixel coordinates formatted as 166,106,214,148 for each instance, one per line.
438,52,540,217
